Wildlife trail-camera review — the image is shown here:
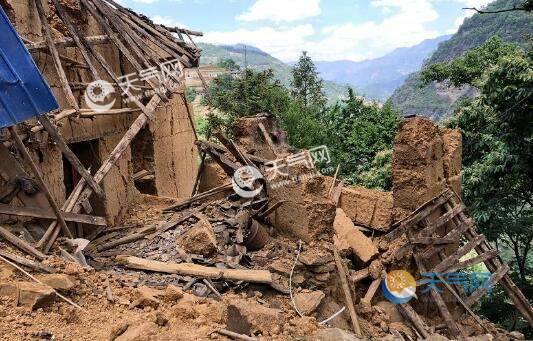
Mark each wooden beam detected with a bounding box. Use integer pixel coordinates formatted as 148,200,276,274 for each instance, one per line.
49,0,100,79
398,304,430,338
118,255,273,284
0,203,106,226
8,127,73,240
362,277,382,305
465,264,509,307
0,226,47,260
25,35,110,51
333,246,361,337
414,254,463,338
433,234,485,273
0,250,55,273
33,0,79,111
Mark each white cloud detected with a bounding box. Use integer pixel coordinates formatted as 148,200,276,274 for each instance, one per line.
202,0,444,62
199,25,316,61
236,0,321,22
151,15,186,28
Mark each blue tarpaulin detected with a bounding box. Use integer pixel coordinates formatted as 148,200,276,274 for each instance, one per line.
0,6,59,128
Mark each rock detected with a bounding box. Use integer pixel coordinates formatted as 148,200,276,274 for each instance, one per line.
333,208,378,263
177,216,218,256
113,322,159,341
333,234,351,257
37,274,75,290
154,312,168,326
294,290,325,315
312,328,363,341
509,331,525,340
299,248,333,266
375,301,403,323
131,286,160,308
0,282,55,310
309,262,335,274
0,263,13,280
163,284,183,302
226,299,282,336
368,260,384,279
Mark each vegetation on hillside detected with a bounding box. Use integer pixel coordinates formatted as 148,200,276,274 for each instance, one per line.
197,43,348,104
425,37,532,335
390,0,532,120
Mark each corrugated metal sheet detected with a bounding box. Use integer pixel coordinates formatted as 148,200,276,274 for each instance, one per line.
0,6,59,128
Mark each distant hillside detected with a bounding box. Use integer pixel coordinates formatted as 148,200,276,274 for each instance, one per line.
314,35,451,101
197,43,348,103
390,0,533,120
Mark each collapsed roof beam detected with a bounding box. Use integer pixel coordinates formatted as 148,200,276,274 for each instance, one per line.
25,35,110,52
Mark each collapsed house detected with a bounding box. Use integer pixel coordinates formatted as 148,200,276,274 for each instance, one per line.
0,1,532,340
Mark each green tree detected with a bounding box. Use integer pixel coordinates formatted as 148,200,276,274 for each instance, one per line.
217,58,241,71
320,89,400,189
206,68,289,134
290,51,327,109
424,37,532,333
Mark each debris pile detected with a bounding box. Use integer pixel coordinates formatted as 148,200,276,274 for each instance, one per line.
1,114,531,340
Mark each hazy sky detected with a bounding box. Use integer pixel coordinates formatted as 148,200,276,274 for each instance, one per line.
119,0,495,62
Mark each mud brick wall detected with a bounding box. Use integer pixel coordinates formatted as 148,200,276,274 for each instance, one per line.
150,95,198,199
5,0,198,220
392,117,462,222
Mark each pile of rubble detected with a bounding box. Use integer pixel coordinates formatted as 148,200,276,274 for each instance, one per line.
0,115,531,340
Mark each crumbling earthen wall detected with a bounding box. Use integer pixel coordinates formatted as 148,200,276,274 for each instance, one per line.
150,95,198,199
392,117,461,222
6,0,198,218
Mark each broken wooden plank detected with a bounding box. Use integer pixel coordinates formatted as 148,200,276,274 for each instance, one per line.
0,203,106,226
118,256,273,284
163,183,232,212
350,267,370,284
0,250,54,273
398,304,430,338
216,329,258,341
418,204,465,238
257,122,277,156
0,226,47,260
95,227,156,252
333,246,361,337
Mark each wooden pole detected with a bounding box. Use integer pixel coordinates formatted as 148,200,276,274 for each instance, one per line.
33,0,79,111
118,255,273,284
333,246,361,337
0,226,47,260
8,127,73,240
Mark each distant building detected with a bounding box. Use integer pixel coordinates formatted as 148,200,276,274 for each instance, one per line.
185,65,232,89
